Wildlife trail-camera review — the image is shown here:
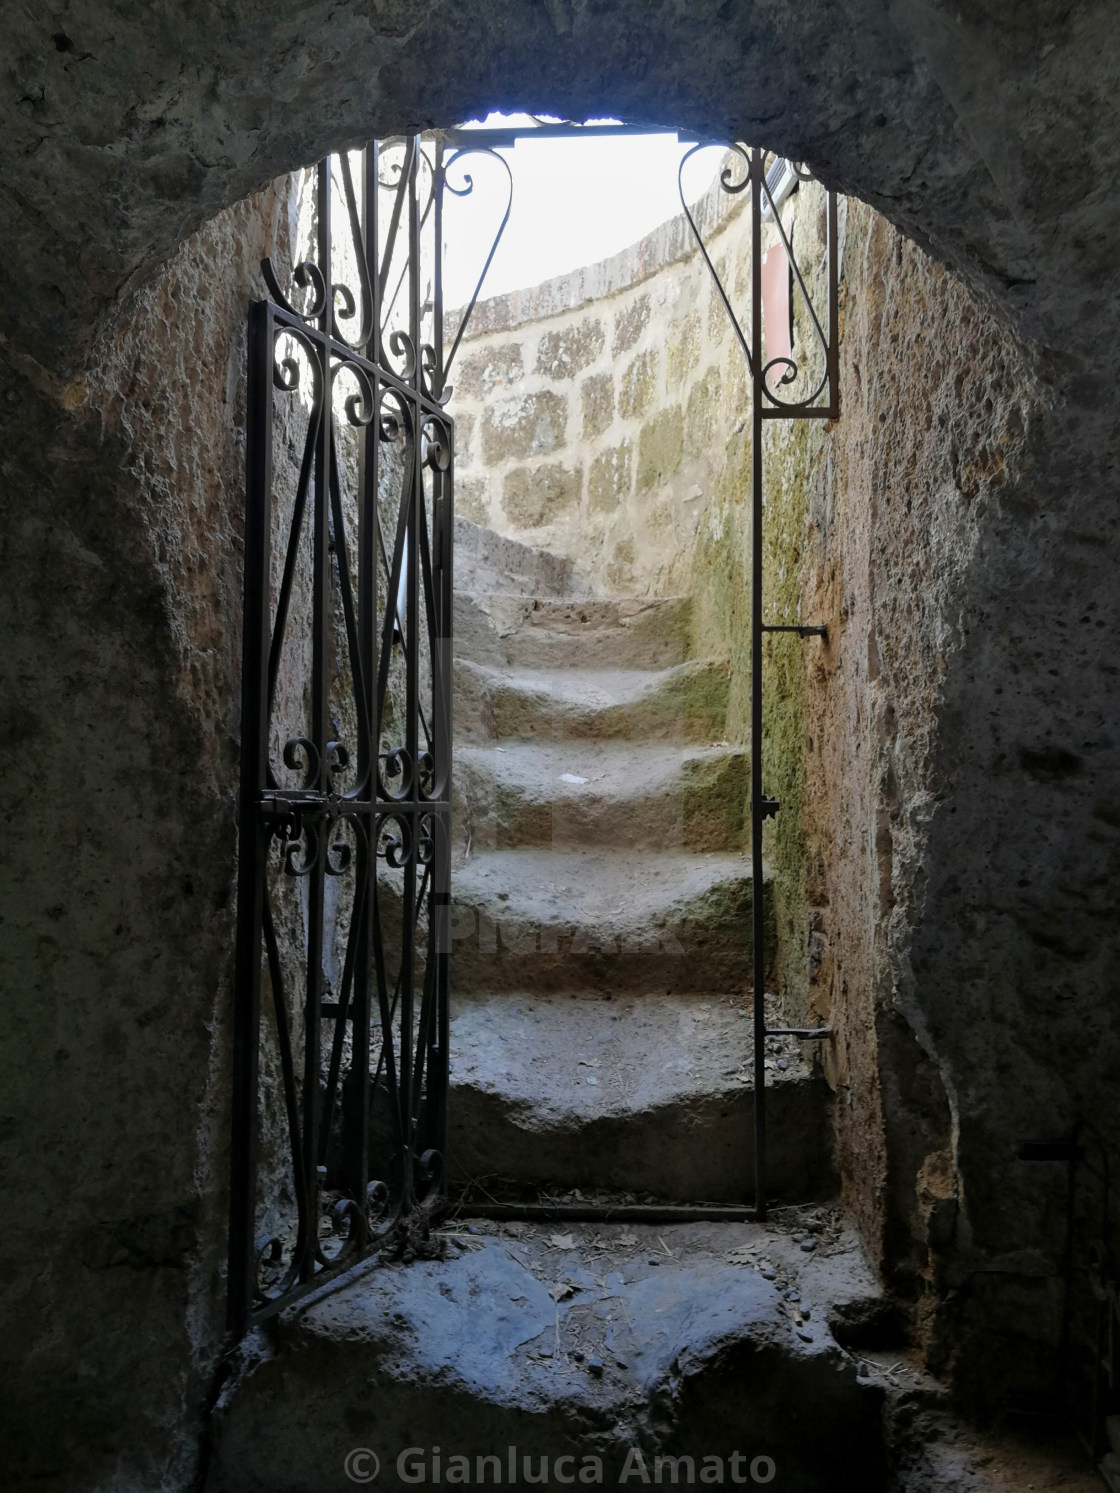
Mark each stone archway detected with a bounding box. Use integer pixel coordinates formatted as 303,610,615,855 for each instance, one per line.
2,4,1119,1489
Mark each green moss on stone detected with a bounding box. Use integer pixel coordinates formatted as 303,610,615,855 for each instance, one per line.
501,462,582,528
689,407,813,1020
588,440,633,512
685,367,721,459
619,349,659,419
482,390,568,464
637,407,684,492
536,318,605,379
613,294,651,355
667,312,702,390
581,372,615,440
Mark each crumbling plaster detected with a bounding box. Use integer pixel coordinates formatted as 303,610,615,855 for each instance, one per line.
2,1,1119,1489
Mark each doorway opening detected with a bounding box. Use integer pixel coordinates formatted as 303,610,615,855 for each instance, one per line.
228,117,839,1335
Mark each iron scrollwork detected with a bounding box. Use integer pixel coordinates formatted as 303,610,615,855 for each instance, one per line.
229,132,485,1334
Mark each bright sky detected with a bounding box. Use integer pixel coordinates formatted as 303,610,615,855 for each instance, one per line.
442,115,727,308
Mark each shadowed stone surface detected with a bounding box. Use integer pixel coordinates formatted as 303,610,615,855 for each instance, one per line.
452,516,588,599
449,991,835,1201
209,1223,886,1492
448,848,766,996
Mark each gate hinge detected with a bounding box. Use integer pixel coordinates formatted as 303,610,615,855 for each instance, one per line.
759,795,781,820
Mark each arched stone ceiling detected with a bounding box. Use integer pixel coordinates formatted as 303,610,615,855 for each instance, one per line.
3,0,1118,378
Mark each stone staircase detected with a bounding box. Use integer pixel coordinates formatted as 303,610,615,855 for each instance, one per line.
206,525,885,1493
447,519,835,1205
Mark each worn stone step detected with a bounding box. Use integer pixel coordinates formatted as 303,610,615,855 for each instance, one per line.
457,741,748,853
447,848,772,994
454,516,589,599
449,990,835,1204
455,593,692,670
455,657,731,745
210,1218,888,1493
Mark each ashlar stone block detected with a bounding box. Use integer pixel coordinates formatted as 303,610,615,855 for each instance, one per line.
536,318,604,379
581,371,615,440
685,366,722,458
667,311,702,390
613,293,651,355
637,406,685,492
502,462,582,528
455,342,524,399
588,440,633,512
619,348,659,419
482,390,568,463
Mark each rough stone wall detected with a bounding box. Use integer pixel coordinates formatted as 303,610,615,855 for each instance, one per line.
796,201,1112,1404
448,173,751,598
0,184,295,1489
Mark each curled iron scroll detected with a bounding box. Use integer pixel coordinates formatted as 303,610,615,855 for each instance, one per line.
275,810,319,877
679,143,835,412
756,164,832,410
272,324,323,400
261,257,328,325
331,151,374,352
441,145,514,387
420,416,451,473
376,141,437,380
678,142,754,378
379,745,414,802
283,736,320,789
324,813,354,878
377,812,413,869
333,358,376,428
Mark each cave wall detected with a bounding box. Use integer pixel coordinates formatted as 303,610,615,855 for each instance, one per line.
0,184,292,1488
797,202,1080,1400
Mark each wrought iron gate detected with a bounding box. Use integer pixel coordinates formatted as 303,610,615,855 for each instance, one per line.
228,135,508,1333
229,124,840,1335
678,144,839,1218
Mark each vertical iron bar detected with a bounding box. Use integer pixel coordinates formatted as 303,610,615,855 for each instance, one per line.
398,135,422,1209
301,157,332,1277
228,298,275,1334
826,188,839,419
750,147,768,1221
344,141,376,1235
367,141,381,357
431,138,451,1177
433,138,445,400
434,450,452,1178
